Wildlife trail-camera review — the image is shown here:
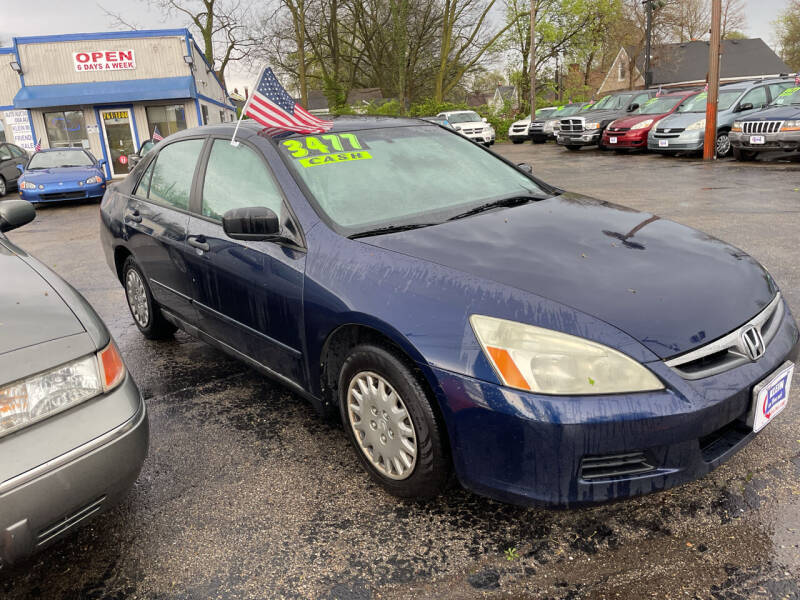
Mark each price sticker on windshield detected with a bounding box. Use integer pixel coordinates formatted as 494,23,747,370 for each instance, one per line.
778,87,800,98
282,133,369,157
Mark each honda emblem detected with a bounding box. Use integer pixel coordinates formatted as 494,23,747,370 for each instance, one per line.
741,326,765,361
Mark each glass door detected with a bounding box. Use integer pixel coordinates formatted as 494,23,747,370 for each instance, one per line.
101,108,136,177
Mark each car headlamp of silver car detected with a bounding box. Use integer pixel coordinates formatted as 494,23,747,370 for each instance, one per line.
470,315,664,395
0,342,126,438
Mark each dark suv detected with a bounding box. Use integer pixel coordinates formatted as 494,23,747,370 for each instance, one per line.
557,90,657,151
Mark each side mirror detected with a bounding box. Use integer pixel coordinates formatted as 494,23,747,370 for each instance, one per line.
98,158,107,168
223,206,280,241
517,163,533,174
482,117,488,123
16,164,25,174
0,199,35,233
128,155,141,167
627,103,640,112
738,102,754,112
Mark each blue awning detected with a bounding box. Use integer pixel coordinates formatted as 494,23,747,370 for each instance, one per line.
14,76,195,109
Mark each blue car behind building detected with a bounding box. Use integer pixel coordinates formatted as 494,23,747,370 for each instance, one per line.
19,148,106,203
99,118,799,507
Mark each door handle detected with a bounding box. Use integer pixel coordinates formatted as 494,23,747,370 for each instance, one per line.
125,209,142,223
188,235,210,252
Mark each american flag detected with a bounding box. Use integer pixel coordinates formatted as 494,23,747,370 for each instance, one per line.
34,141,41,152
795,74,800,86
244,67,332,134
152,126,164,141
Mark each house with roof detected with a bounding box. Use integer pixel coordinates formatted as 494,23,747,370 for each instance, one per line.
597,38,792,95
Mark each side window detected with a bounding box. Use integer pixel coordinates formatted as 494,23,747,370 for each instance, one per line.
134,158,156,198
9,145,25,158
148,139,205,210
0,145,11,160
201,140,284,221
741,86,767,109
632,93,650,107
768,82,793,101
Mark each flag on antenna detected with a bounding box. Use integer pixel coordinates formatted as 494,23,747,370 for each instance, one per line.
244,67,333,134
34,141,41,152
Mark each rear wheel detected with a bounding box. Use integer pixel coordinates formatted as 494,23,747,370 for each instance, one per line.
565,145,581,151
0,176,6,197
339,344,450,499
732,147,757,162
122,256,176,339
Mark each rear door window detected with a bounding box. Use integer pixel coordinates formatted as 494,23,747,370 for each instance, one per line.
740,86,768,109
768,82,795,102
147,139,205,210
201,140,284,220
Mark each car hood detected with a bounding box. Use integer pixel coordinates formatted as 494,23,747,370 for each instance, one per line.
0,245,85,355
741,105,800,120
23,166,101,184
512,118,531,126
570,108,628,122
453,121,486,128
362,194,776,359
610,113,668,128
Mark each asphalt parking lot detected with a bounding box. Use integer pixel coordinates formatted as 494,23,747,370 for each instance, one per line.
3,143,800,600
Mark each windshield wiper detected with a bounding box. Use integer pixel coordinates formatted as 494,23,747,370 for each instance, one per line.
447,194,542,221
349,222,439,239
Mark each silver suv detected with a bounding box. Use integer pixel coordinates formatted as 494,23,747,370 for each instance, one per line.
648,78,796,157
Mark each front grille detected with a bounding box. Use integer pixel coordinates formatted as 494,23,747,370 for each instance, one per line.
742,121,783,134
37,496,105,546
461,128,480,135
529,122,545,132
39,191,86,201
512,125,528,133
580,452,654,481
665,293,784,380
560,118,584,133
607,127,631,133
655,127,685,134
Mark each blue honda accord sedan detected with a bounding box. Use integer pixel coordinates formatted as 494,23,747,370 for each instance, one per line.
99,118,799,506
19,148,106,203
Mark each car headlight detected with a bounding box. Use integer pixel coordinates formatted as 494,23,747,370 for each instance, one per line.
86,175,103,184
585,122,601,130
781,120,800,131
686,119,706,131
19,181,35,190
732,121,743,132
0,342,125,438
631,119,654,130
543,121,555,132
470,315,663,395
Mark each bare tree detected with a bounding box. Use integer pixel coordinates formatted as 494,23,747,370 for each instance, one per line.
721,0,746,39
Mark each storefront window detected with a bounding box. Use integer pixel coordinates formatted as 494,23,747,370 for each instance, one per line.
201,104,209,125
44,110,88,148
145,104,187,138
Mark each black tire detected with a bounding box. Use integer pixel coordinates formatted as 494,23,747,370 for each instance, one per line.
732,147,757,162
565,145,581,151
511,139,524,145
338,344,450,499
0,176,6,197
122,256,176,339
716,130,732,158
532,139,546,144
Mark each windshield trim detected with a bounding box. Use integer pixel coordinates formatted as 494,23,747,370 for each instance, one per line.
270,124,558,238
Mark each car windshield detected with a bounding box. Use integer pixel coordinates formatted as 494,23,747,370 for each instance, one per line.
534,108,555,119
278,126,548,234
552,104,584,118
592,94,634,110
771,86,800,106
27,150,94,169
446,112,482,124
678,90,741,113
580,103,595,111
636,95,688,115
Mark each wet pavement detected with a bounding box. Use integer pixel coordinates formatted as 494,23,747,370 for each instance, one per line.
2,143,800,599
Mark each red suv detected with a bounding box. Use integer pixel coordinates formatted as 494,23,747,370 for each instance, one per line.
602,90,697,151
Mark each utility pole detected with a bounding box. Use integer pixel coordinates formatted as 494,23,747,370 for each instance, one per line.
643,0,653,88
703,0,722,161
529,1,537,116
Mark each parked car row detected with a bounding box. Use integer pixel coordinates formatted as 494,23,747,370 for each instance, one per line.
506,76,799,162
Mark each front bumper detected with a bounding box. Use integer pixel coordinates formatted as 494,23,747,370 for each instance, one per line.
430,304,799,507
648,129,704,152
20,181,106,204
0,376,148,565
603,129,649,148
730,130,800,152
463,132,495,145
557,131,601,146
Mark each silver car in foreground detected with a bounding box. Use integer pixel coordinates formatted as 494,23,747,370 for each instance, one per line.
0,199,147,566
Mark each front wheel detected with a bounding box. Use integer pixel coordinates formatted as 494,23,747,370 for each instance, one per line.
716,131,732,157
511,139,524,145
0,176,6,197
339,344,450,499
122,256,177,339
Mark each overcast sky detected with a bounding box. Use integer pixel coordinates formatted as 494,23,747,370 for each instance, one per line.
0,0,792,94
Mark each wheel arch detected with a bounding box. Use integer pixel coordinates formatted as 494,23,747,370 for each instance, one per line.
113,245,133,283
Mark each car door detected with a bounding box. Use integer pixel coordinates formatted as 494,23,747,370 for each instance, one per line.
0,145,21,190
736,86,769,117
123,137,206,324
7,145,27,185
185,137,306,386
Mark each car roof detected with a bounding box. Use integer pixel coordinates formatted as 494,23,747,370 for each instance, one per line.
36,147,86,152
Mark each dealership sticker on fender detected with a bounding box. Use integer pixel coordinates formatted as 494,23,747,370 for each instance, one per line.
750,361,794,432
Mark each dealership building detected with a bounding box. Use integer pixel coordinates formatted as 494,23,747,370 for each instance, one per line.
0,29,236,179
